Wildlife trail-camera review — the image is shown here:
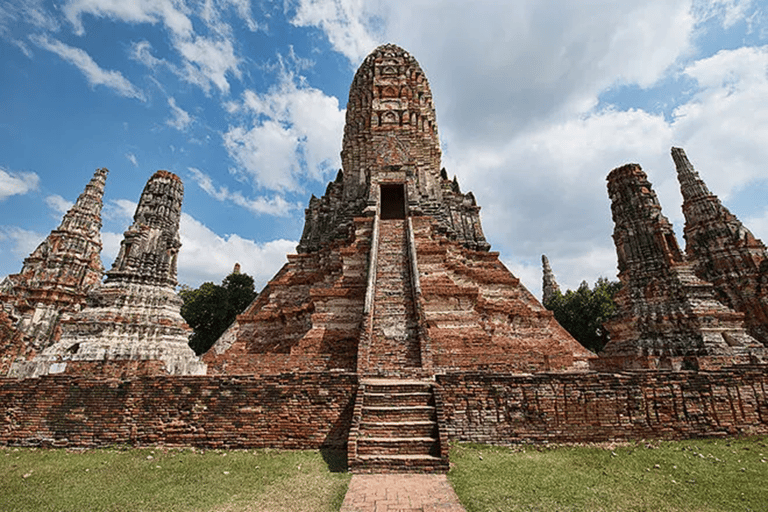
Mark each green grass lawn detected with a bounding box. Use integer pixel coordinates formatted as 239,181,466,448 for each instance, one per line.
448,437,768,512
0,446,350,512
3,438,767,511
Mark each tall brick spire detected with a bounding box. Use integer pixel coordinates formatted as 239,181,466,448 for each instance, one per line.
600,163,765,370
1,167,106,312
16,171,205,378
0,168,107,375
673,147,768,345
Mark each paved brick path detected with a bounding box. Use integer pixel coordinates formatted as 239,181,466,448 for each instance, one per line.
339,474,467,512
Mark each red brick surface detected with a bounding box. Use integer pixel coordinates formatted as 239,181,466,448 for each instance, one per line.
0,373,356,449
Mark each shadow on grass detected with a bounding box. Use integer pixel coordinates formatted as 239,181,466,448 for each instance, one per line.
320,448,348,473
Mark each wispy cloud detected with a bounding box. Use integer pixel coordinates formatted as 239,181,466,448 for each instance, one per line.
45,194,73,215
290,0,379,63
166,97,193,130
125,152,139,167
188,167,297,216
64,0,242,95
0,226,45,259
30,34,146,101
0,166,39,200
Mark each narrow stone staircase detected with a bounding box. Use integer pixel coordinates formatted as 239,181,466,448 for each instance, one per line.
368,219,421,374
349,379,448,473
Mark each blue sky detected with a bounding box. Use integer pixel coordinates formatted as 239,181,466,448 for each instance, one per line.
2,0,768,299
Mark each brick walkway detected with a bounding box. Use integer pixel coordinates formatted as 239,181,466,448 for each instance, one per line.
339,474,466,512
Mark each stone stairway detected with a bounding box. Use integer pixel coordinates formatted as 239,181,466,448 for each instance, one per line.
368,219,421,374
349,379,448,473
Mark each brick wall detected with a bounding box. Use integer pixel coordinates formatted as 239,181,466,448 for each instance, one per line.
1,369,766,450
436,367,768,444
0,373,357,449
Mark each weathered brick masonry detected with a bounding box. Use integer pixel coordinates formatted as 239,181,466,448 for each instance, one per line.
437,368,768,444
1,369,765,449
0,373,356,449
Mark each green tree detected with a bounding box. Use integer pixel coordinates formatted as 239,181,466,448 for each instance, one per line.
180,270,257,355
544,277,621,353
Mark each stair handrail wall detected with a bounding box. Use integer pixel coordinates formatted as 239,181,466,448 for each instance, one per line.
356,200,381,375
406,217,434,373
346,381,366,471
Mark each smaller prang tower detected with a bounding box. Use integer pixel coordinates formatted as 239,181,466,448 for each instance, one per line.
600,163,765,370
541,255,561,304
673,147,768,346
1,168,107,375
18,171,205,378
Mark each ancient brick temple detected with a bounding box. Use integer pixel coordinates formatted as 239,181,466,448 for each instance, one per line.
599,162,766,370
204,44,593,471
673,147,768,346
12,171,205,378
0,44,766,472
0,168,107,375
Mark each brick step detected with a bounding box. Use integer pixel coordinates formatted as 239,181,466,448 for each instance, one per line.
362,405,436,422
359,420,437,437
364,391,433,407
362,381,433,393
352,454,449,473
356,437,439,456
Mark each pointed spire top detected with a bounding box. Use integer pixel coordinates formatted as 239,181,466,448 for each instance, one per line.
542,255,561,304
672,147,712,201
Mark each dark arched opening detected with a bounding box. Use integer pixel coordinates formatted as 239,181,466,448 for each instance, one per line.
380,184,406,219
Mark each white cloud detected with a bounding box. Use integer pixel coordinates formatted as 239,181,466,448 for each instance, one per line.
125,152,139,167
166,97,193,130
290,0,380,63
45,195,73,215
64,0,241,95
669,46,768,200
178,212,296,288
223,70,344,191
177,35,241,94
63,0,193,38
188,168,297,216
30,34,146,101
0,167,39,200
0,226,45,259
129,40,165,69
694,0,755,28
0,0,59,38
745,207,768,244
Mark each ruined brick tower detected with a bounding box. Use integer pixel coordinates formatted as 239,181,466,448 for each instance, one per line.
600,163,765,370
205,44,593,471
673,147,768,346
0,168,107,375
17,171,205,378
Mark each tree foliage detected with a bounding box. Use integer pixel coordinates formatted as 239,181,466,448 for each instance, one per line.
543,277,621,353
179,271,257,355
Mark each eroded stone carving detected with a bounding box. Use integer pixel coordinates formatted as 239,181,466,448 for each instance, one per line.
600,163,765,370
298,44,489,253
0,168,107,375
673,147,768,346
14,171,205,378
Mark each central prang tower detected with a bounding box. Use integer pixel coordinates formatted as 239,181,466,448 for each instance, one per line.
298,44,489,253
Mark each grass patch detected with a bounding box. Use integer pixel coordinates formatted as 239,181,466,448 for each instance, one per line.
448,437,768,512
0,446,350,512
